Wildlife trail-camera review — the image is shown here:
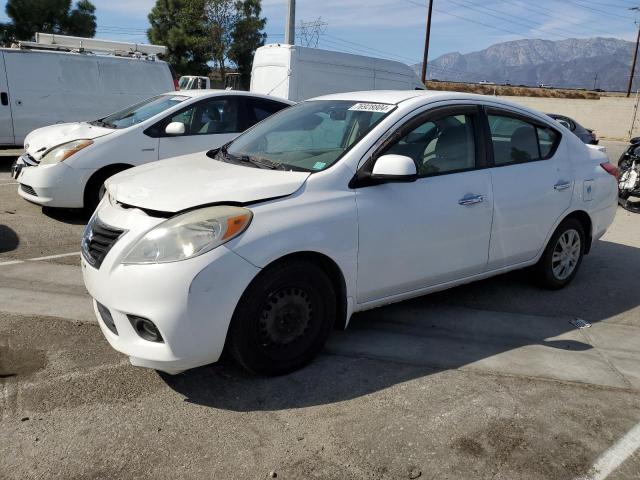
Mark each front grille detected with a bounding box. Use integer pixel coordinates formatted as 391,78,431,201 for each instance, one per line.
20,184,37,196
82,218,124,269
96,302,118,335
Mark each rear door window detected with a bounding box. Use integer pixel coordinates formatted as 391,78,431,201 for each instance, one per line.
246,98,289,127
488,114,559,166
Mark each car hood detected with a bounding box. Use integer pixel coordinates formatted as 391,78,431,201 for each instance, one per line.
24,122,113,159
106,153,311,213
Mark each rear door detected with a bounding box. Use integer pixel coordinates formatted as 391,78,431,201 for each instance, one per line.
484,108,572,269
0,51,15,145
156,96,243,159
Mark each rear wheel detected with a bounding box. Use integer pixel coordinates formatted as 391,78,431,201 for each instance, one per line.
227,260,336,375
535,218,585,289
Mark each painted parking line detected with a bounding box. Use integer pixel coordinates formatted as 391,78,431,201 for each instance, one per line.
579,421,640,480
0,252,80,267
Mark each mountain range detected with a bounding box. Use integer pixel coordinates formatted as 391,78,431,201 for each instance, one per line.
413,37,636,91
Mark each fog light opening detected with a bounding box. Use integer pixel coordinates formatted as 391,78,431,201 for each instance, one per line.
128,315,164,343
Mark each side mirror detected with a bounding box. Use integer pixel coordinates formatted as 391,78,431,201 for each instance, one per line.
370,154,417,182
165,122,186,136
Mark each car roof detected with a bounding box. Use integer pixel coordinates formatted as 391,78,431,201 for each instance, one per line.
309,89,512,106
163,89,295,104
310,90,562,127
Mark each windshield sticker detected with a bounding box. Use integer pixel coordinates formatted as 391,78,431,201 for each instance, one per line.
312,162,327,170
348,103,394,113
169,96,189,101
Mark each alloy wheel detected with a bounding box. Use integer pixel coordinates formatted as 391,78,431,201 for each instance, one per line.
551,228,581,281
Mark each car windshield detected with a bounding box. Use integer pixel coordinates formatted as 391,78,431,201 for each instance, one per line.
221,100,395,172
90,95,189,129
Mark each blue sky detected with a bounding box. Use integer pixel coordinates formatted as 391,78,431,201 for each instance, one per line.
1,0,638,66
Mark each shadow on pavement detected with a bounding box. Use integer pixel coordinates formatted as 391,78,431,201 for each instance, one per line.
0,156,17,173
42,206,89,225
0,225,19,253
162,238,640,411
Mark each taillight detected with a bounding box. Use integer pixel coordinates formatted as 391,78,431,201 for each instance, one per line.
600,162,620,180
174,79,180,91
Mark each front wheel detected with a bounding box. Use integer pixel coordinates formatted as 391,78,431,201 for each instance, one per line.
535,218,585,290
227,260,336,375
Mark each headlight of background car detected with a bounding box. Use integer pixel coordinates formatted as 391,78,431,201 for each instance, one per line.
122,206,253,265
39,139,93,165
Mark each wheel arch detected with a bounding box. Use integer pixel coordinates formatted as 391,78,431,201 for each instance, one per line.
563,209,593,254
83,163,133,204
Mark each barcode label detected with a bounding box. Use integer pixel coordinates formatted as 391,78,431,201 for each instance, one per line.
348,103,394,113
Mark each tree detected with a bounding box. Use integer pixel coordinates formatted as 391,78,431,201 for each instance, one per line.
4,0,96,41
148,0,210,76
228,0,266,89
64,0,97,37
204,0,235,78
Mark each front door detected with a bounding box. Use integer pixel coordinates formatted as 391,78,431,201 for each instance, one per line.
0,52,15,145
157,96,242,159
355,106,494,303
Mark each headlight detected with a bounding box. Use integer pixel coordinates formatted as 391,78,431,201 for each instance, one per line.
121,206,253,265
39,139,93,165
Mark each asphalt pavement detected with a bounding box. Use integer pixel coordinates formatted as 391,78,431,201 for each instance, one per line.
1,147,640,480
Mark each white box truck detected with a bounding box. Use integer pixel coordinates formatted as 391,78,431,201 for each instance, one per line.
0,33,176,146
250,44,424,102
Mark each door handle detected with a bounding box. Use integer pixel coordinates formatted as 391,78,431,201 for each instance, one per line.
458,194,484,206
554,181,571,191
0,92,7,106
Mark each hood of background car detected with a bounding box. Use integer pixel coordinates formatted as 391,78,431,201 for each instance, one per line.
25,122,113,159
106,153,311,213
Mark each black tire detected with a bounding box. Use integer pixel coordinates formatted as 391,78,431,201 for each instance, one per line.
535,218,585,290
84,167,127,214
227,260,336,375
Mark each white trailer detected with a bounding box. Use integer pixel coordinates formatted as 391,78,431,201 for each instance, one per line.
250,43,424,102
0,34,175,146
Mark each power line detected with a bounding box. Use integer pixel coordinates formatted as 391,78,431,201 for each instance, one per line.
501,0,632,37
444,0,572,40
562,0,633,20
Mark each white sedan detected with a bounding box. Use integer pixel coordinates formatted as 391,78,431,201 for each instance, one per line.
13,90,292,210
81,90,618,375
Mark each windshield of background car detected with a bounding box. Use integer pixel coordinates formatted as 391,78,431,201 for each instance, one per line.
224,100,395,172
93,95,189,129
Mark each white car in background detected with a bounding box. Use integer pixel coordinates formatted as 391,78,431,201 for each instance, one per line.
13,90,292,210
81,90,618,376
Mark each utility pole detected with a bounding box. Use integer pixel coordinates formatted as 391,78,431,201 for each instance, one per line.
285,0,296,45
627,7,640,97
420,0,434,86
593,73,598,90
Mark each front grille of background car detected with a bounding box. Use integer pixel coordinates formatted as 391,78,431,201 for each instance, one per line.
84,220,125,269
20,184,37,196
